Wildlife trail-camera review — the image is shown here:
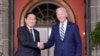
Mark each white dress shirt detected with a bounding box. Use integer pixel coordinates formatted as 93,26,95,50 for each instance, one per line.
27,26,35,42
59,19,68,35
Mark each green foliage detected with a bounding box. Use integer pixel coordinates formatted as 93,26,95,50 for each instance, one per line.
0,52,2,56
91,22,100,46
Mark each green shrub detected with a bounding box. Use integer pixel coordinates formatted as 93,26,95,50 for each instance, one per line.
91,22,100,47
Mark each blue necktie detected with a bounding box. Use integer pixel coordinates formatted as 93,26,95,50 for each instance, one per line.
30,29,35,41
60,24,65,40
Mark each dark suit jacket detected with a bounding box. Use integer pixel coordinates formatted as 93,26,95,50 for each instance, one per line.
15,26,41,56
44,21,82,56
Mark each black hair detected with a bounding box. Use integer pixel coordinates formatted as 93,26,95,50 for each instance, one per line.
24,12,34,19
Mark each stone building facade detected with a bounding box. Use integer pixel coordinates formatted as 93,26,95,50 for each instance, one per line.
90,0,100,30
0,0,9,56
90,0,100,56
0,0,100,56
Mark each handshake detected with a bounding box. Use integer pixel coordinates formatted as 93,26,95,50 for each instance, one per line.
38,42,44,50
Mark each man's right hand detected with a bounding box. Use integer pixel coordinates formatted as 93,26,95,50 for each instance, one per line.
38,42,44,49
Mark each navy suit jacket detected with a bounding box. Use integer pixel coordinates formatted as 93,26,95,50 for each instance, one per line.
15,26,41,56
44,21,82,56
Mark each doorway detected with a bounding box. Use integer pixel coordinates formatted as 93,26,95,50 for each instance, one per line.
20,2,75,56
14,0,84,56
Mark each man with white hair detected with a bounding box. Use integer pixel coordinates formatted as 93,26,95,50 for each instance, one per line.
39,7,82,56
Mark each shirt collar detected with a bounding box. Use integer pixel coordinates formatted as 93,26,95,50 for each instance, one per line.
27,26,34,30
60,19,67,25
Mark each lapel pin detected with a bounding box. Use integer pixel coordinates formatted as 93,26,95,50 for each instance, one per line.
68,25,70,27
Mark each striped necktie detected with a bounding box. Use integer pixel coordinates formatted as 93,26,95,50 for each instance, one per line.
60,23,65,40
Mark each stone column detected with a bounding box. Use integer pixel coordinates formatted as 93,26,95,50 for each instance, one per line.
91,0,100,56
0,0,9,56
90,0,100,30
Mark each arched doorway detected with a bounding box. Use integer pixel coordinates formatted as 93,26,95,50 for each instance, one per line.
20,1,75,26
14,0,85,56
20,1,75,56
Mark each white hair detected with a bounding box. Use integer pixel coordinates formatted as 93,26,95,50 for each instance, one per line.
56,7,68,17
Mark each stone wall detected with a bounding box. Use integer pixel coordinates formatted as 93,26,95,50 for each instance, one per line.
0,0,9,56
90,0,100,30
0,0,99,56
91,0,100,56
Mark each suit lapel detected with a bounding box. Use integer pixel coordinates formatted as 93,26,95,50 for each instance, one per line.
63,21,71,41
33,29,37,42
24,26,35,42
33,29,39,42
57,23,66,41
24,26,31,35
56,23,61,38
56,21,72,41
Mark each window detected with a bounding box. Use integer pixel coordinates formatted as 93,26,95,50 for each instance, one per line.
30,3,59,27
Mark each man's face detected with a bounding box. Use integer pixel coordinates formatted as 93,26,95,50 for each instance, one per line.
25,14,36,28
56,8,67,23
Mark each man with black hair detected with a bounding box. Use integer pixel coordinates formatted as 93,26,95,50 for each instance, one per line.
15,12,41,56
